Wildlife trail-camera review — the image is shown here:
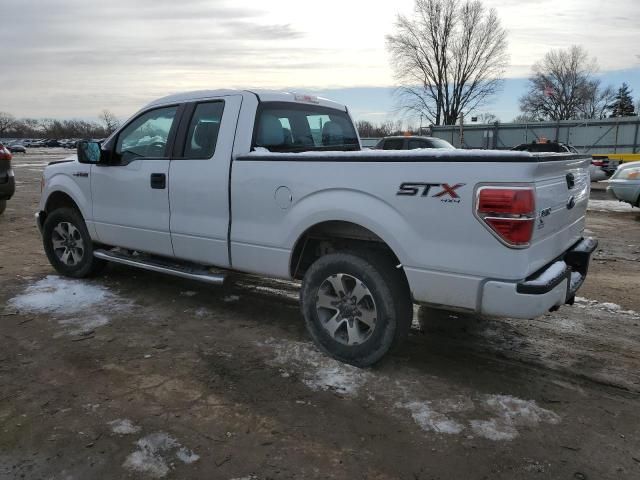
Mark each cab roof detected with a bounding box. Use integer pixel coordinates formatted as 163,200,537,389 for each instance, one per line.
145,89,348,112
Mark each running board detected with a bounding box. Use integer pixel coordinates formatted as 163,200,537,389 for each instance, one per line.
93,249,226,285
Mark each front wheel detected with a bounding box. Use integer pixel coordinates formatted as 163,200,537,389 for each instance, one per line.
300,252,413,367
42,208,106,278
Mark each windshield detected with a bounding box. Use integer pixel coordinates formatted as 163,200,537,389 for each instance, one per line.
254,102,360,153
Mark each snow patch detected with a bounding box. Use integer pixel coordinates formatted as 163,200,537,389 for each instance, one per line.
470,395,560,441
9,276,111,315
245,148,531,160
470,418,518,441
109,419,141,435
194,307,211,318
398,401,464,434
258,338,561,440
176,447,200,464
123,432,199,478
8,276,130,334
588,199,635,213
574,297,639,317
257,339,370,395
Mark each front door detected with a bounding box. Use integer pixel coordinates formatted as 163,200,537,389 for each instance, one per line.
91,105,181,257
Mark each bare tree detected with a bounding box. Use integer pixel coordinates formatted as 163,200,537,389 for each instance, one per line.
476,112,498,123
578,80,616,119
99,109,120,135
386,0,508,126
519,46,610,121
355,120,376,137
512,113,539,123
0,112,17,136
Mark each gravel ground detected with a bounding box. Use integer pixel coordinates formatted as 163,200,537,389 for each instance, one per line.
1,149,639,479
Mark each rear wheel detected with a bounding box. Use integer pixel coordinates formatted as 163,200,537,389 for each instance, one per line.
42,208,106,278
300,251,412,367
0,200,6,215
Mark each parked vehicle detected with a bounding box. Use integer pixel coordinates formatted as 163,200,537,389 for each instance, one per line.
374,135,455,150
0,143,15,215
7,143,27,154
607,161,640,208
512,140,579,154
511,140,607,181
592,153,640,178
37,90,597,366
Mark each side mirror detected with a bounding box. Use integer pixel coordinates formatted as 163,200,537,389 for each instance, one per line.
77,141,102,164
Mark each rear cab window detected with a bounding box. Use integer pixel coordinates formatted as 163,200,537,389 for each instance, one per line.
253,102,359,153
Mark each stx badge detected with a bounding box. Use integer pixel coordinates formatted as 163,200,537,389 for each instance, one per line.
397,183,465,203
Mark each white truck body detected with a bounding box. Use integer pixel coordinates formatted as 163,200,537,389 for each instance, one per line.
37,90,597,365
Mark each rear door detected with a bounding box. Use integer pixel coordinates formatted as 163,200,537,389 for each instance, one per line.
168,94,243,267
91,105,182,256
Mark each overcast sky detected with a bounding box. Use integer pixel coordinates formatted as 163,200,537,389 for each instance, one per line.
1,0,639,122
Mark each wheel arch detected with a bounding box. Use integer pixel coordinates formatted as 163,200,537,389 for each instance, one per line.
289,219,407,284
41,172,91,222
44,190,82,215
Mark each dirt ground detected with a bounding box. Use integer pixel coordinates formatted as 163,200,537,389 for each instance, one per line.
1,149,639,480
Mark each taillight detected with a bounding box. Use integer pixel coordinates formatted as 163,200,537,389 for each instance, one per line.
476,187,535,247
591,160,604,167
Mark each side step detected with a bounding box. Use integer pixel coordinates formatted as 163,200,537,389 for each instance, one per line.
94,249,226,285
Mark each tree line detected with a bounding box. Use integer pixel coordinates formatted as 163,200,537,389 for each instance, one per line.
0,110,120,139
355,120,421,138
387,0,637,125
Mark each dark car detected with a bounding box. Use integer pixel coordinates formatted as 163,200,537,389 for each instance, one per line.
511,140,579,153
0,143,15,215
374,135,455,150
7,143,26,154
45,139,61,147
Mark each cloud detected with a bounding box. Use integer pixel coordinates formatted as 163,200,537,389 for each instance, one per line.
1,0,639,118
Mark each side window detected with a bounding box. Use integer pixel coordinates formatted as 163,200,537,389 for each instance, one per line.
116,106,178,162
383,138,404,150
407,139,428,150
183,102,225,159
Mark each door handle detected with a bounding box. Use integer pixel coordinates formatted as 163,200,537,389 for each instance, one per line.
150,173,166,189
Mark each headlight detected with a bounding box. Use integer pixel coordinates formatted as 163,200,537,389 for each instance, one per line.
612,167,640,180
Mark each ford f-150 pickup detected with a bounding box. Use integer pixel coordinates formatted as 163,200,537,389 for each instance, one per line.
36,90,597,366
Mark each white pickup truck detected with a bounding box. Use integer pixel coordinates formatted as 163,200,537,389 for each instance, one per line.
37,90,597,366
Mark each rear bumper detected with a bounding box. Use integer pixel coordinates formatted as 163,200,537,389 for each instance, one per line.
480,237,598,319
0,169,15,200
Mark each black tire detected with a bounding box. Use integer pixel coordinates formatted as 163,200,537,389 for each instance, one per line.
42,208,106,278
0,200,6,215
300,251,413,367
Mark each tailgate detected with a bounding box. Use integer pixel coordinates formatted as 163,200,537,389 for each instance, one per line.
530,154,591,265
